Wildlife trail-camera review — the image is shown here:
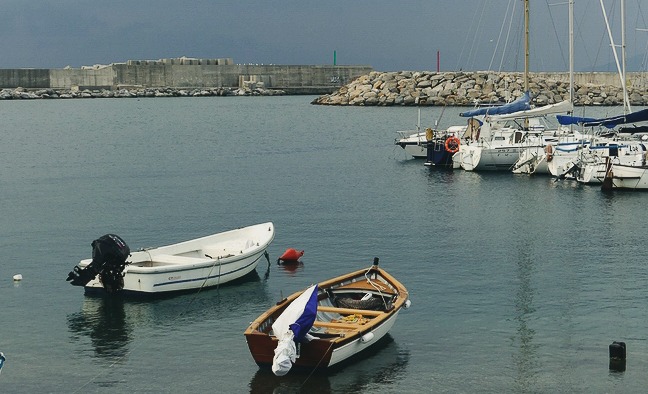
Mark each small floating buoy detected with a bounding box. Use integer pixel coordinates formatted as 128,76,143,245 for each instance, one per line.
277,248,304,264
13,274,22,281
609,341,626,372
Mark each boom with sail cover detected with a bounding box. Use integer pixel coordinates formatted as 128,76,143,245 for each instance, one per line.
490,100,573,121
557,108,648,128
460,91,532,118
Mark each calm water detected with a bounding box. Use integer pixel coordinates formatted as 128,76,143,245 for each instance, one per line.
1,96,647,393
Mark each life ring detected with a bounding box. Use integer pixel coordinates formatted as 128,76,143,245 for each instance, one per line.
545,144,553,162
445,136,460,153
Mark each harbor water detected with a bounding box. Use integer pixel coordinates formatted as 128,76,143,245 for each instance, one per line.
1,96,647,393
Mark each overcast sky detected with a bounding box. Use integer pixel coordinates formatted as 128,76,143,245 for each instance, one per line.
1,0,646,72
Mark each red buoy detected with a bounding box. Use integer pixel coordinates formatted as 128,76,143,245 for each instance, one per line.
278,248,304,263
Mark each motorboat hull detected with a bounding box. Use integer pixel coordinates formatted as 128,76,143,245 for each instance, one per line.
76,222,275,295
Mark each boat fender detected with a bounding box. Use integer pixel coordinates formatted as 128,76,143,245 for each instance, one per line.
277,248,304,264
545,144,554,162
425,127,434,141
445,136,460,154
361,332,375,343
404,299,412,309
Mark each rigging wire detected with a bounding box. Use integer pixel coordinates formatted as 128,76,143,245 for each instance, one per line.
545,0,567,71
489,0,514,71
499,0,518,72
467,1,489,70
456,1,484,70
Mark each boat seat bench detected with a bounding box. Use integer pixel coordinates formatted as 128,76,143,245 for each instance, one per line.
317,306,383,317
312,321,362,329
332,280,396,295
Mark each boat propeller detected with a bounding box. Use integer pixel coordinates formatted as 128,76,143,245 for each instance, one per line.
66,234,131,293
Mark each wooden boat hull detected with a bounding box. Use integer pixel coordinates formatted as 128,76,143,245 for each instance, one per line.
77,222,275,294
244,264,409,371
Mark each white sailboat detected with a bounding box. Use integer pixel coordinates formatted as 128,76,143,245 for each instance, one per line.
457,0,573,172
565,0,648,189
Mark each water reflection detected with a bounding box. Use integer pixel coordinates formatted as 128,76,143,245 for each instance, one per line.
248,336,410,394
511,242,540,392
67,296,132,359
277,261,305,276
67,270,269,359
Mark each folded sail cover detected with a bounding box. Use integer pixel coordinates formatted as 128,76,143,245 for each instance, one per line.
271,284,318,376
557,108,648,128
490,100,573,121
460,91,531,118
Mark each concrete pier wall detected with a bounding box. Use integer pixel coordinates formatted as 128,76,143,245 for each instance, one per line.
0,62,373,94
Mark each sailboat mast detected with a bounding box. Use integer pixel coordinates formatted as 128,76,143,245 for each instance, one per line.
569,0,574,106
599,0,631,113
524,0,529,93
621,0,630,113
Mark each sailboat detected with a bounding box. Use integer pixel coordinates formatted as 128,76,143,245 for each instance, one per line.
561,0,648,189
456,0,574,172
513,0,577,175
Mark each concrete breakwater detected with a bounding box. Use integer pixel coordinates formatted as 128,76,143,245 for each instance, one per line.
0,85,286,100
0,58,372,95
311,71,648,106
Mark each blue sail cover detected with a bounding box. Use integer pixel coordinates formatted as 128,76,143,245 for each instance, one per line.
460,91,531,117
288,284,318,342
556,115,597,126
557,108,648,128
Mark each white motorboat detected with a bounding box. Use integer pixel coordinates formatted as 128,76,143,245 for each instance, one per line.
67,222,275,295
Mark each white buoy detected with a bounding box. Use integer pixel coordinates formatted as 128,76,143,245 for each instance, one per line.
13,274,22,281
404,299,412,309
361,332,375,343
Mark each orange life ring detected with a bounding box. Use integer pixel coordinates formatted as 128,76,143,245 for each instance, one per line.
445,136,460,153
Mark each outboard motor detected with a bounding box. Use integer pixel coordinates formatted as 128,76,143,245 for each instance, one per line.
66,234,131,293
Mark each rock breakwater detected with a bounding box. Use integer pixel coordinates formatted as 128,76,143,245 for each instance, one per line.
311,71,648,106
0,86,285,100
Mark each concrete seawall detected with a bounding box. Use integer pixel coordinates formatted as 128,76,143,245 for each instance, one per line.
0,62,373,95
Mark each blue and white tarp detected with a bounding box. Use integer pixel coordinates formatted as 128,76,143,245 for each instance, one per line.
271,284,318,376
460,91,532,118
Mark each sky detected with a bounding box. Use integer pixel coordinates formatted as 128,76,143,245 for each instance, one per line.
1,0,647,73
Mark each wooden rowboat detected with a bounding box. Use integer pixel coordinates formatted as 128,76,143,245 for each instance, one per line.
244,259,409,373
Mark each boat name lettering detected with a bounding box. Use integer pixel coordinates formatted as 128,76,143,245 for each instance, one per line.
168,275,181,280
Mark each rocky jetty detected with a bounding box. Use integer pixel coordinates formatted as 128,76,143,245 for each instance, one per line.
0,85,285,100
311,71,648,106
